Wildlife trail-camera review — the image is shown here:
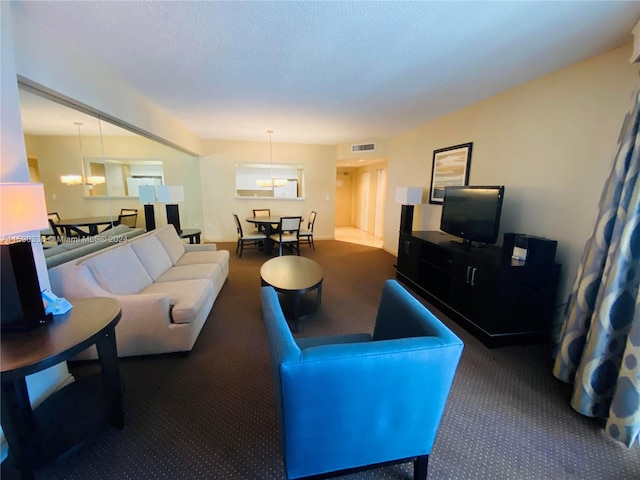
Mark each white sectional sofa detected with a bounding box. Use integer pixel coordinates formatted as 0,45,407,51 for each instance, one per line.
48,225,229,359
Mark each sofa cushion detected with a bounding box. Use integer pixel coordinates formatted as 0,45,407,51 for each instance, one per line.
131,235,173,281
141,279,212,324
84,245,153,294
156,263,221,284
176,250,229,266
155,226,186,264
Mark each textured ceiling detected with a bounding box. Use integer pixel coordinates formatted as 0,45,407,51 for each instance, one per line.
14,1,640,145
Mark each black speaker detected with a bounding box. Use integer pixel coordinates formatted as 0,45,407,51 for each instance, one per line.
1,242,51,332
144,203,156,232
166,204,181,234
503,233,557,265
399,204,414,234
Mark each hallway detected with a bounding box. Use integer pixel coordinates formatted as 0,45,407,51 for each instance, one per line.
334,226,383,248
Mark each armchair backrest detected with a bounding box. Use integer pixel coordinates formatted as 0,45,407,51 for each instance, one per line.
261,279,464,480
373,279,464,343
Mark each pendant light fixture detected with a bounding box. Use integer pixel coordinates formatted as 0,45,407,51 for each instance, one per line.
256,130,287,189
60,122,105,187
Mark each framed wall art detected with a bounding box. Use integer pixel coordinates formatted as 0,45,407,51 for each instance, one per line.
429,142,473,204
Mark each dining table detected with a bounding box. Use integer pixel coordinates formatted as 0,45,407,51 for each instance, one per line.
56,216,119,237
246,214,306,256
245,215,284,255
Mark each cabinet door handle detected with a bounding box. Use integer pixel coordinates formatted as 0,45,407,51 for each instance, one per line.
470,267,477,286
404,240,411,254
466,266,473,284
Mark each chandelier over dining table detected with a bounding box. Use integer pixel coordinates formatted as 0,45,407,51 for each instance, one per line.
256,130,288,188
60,122,106,187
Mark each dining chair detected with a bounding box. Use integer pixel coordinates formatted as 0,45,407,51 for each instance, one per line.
253,209,271,233
269,216,302,256
45,212,79,242
299,211,317,250
233,213,266,257
45,218,64,245
117,212,138,228
120,208,138,216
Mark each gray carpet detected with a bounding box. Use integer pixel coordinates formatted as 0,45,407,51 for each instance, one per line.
3,240,639,479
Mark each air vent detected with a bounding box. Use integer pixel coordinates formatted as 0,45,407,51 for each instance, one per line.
351,143,375,153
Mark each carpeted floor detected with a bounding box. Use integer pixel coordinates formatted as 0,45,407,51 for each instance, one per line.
3,240,639,479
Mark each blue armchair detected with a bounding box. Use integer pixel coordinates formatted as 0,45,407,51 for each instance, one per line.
261,279,464,480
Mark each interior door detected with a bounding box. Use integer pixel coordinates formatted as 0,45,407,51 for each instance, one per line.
360,171,370,230
335,170,353,227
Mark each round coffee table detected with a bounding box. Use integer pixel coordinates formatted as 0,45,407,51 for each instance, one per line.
260,256,323,332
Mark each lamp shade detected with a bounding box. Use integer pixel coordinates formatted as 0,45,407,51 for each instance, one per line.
0,183,48,237
138,185,157,203
156,185,184,203
395,187,424,205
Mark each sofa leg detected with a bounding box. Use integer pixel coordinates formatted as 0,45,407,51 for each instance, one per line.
414,455,429,480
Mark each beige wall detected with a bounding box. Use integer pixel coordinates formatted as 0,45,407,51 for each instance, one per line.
24,134,203,230
198,139,337,242
376,43,639,308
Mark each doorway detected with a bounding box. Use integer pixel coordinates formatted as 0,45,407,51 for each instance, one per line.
334,162,386,248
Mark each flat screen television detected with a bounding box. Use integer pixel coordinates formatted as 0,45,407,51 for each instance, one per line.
440,185,505,246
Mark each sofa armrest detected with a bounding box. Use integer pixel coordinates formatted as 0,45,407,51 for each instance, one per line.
112,292,173,327
185,243,217,252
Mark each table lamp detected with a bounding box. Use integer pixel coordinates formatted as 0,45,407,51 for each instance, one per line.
157,185,184,234
395,187,424,234
138,185,157,232
0,183,53,332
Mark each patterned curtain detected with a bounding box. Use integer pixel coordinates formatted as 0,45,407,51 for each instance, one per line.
553,84,640,448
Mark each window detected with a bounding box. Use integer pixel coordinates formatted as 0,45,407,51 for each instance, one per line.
235,163,304,199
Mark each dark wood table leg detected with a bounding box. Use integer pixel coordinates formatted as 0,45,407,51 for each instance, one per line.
264,224,274,255
1,379,37,480
95,325,124,429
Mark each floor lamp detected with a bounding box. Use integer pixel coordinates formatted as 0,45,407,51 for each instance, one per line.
138,185,157,232
395,187,424,234
0,183,52,332
157,185,184,234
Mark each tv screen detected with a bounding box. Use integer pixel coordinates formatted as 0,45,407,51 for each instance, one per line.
440,186,505,246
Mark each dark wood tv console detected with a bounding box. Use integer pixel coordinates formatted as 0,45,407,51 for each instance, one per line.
396,231,561,348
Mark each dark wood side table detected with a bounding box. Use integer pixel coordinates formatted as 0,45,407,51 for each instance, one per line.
1,297,123,480
180,228,202,244
260,256,324,332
